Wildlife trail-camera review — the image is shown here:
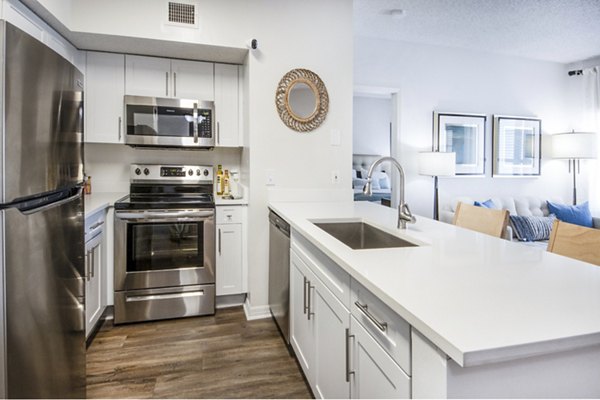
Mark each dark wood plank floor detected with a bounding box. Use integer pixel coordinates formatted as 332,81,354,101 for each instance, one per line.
86,307,312,399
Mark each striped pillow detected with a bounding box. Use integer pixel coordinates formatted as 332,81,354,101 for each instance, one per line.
509,214,556,242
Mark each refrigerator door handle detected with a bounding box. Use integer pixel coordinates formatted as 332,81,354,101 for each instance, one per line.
20,187,83,215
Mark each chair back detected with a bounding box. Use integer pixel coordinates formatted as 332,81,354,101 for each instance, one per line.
547,220,600,266
453,202,509,238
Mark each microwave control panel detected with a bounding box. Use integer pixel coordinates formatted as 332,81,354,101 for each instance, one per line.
198,109,212,138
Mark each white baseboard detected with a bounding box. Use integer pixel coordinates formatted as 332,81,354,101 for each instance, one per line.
243,297,272,321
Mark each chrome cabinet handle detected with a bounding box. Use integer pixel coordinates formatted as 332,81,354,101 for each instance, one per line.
85,250,91,282
90,247,95,278
218,228,222,255
303,276,308,315
355,301,388,332
307,282,315,320
118,116,122,141
173,72,177,97
166,72,169,96
89,221,105,230
345,328,355,382
217,121,220,145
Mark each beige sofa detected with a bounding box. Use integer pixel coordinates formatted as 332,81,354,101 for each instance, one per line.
440,196,600,244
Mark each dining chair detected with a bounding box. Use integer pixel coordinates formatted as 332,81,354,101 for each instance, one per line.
452,201,509,238
547,220,600,266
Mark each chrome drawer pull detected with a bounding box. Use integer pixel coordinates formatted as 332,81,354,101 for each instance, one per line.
355,301,388,332
345,328,355,382
307,281,315,320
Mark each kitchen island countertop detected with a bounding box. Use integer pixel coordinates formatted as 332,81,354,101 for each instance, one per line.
268,201,600,367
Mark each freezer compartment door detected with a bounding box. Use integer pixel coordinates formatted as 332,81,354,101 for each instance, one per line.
3,22,83,203
4,193,85,398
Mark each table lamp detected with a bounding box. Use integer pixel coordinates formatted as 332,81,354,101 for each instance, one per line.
418,152,456,220
552,131,597,205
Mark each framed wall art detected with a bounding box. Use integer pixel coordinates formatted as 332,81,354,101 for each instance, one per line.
492,116,541,177
434,112,486,175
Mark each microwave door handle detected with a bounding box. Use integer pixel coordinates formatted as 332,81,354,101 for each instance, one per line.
193,103,199,143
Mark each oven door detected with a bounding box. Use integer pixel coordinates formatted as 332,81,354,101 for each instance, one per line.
114,209,215,291
124,95,215,148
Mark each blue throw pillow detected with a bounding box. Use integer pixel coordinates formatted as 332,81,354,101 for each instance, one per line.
509,215,556,242
546,201,593,228
474,199,495,208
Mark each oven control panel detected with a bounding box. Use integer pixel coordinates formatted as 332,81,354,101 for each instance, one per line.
131,164,213,182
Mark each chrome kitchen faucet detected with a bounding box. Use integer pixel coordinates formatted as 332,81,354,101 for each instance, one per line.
363,156,416,229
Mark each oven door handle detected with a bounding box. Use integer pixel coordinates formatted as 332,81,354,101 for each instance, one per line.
115,210,214,221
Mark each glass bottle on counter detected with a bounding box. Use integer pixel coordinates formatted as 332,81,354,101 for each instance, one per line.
223,170,230,197
84,176,92,195
216,165,223,195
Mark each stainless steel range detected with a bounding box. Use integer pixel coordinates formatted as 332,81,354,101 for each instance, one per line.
114,164,215,324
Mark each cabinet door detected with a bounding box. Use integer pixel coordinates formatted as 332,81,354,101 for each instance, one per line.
171,59,214,100
290,251,316,384
313,279,351,399
214,64,240,147
216,223,242,295
85,235,103,337
85,52,125,144
125,55,171,97
350,317,411,399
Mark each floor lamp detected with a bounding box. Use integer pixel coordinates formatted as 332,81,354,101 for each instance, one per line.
418,152,456,220
552,132,597,205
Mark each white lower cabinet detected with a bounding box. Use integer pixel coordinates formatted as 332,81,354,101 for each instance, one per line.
290,232,411,399
85,231,103,337
290,251,316,383
215,205,247,296
350,316,411,399
290,248,351,399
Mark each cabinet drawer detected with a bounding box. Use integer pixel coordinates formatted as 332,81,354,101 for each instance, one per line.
216,206,243,224
291,231,351,309
351,279,411,375
85,209,106,242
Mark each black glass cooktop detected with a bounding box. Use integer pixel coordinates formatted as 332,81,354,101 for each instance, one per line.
114,193,214,210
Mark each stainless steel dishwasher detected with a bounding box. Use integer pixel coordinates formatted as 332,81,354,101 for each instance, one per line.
268,210,291,344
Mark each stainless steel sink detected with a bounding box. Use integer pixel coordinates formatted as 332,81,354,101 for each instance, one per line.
314,221,418,250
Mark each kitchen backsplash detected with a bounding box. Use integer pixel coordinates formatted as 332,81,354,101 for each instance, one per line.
85,143,243,193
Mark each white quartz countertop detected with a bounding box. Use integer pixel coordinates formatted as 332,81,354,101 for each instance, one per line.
268,201,600,368
84,192,127,217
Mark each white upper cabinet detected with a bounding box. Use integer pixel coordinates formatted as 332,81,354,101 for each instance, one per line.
171,59,214,100
85,52,125,144
125,55,215,100
214,64,240,147
125,55,172,97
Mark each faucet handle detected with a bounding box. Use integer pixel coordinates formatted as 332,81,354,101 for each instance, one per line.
399,203,416,224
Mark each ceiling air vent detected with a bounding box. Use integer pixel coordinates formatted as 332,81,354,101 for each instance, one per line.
167,1,198,28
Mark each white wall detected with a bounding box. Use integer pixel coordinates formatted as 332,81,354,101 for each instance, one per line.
34,0,354,315
355,36,575,218
353,95,391,155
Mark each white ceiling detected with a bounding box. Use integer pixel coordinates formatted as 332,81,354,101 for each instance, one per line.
354,0,600,64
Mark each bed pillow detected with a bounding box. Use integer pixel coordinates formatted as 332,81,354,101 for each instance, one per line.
547,201,593,228
371,171,389,190
352,169,358,180
474,199,495,208
509,214,556,242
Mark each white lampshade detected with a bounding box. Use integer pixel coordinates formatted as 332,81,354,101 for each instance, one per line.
552,132,597,159
418,152,456,177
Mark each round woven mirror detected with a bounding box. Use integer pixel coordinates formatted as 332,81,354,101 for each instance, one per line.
275,68,329,132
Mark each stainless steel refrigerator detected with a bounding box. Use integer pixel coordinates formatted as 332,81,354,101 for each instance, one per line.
0,21,86,398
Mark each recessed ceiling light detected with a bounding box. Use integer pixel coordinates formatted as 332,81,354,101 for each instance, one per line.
390,9,406,20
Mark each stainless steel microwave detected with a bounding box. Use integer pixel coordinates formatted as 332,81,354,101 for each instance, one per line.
124,95,215,149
